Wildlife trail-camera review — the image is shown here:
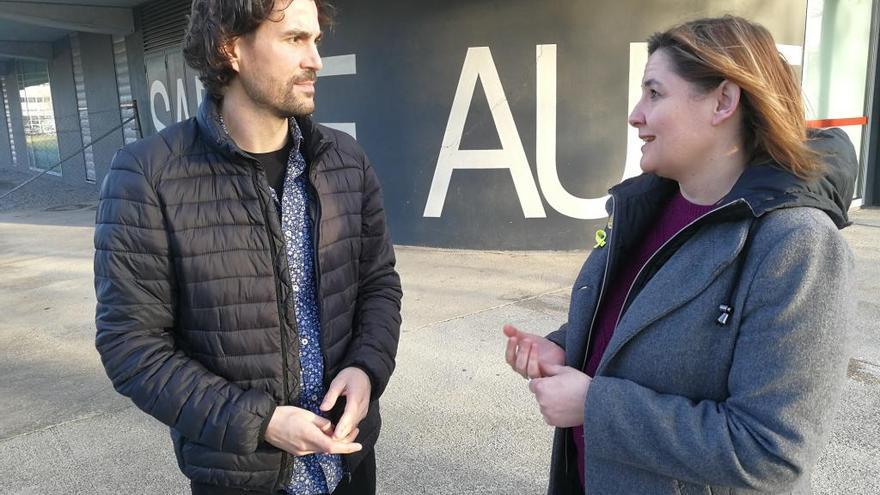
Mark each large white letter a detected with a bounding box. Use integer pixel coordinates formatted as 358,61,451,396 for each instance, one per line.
423,47,545,218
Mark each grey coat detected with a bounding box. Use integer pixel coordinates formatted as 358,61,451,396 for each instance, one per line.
546,129,858,495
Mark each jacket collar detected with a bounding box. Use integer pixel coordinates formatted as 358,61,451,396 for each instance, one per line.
196,96,333,165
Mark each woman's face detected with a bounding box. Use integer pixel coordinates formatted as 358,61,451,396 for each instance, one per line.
628,49,718,180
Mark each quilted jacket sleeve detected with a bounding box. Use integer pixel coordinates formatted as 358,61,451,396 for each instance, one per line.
341,152,403,400
94,148,276,455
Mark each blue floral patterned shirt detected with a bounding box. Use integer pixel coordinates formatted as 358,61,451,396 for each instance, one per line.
276,120,345,495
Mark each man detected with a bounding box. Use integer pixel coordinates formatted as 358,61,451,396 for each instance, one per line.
94,0,402,493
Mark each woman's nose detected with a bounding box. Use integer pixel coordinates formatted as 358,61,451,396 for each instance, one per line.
628,105,644,128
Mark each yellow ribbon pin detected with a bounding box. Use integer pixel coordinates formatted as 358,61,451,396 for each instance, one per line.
594,229,607,248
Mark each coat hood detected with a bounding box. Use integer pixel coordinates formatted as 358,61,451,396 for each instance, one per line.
609,127,859,230
721,127,858,229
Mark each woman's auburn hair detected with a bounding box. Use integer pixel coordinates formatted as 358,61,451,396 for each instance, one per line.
648,15,822,179
183,0,335,100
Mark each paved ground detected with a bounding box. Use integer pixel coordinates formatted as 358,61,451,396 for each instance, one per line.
0,170,878,494
0,168,99,212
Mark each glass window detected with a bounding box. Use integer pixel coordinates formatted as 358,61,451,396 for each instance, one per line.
16,60,61,175
802,0,875,198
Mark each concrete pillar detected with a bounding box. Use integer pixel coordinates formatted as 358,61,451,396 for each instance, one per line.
865,68,880,206
49,37,87,185
2,71,28,170
77,33,123,186
0,72,12,169
124,29,149,142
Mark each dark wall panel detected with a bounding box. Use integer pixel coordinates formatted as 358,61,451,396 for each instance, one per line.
49,37,88,185
78,33,124,185
141,0,807,249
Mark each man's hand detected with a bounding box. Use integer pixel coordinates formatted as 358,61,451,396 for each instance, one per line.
503,324,565,379
320,367,371,441
264,406,361,456
529,363,592,428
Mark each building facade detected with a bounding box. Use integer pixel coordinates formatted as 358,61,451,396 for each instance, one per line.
1,0,878,249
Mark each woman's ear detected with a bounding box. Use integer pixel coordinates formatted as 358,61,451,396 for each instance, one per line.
711,80,742,126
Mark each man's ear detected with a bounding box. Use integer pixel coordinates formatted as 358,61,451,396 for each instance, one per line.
225,37,242,73
711,80,742,126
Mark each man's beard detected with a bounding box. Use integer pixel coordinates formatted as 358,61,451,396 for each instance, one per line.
240,69,317,118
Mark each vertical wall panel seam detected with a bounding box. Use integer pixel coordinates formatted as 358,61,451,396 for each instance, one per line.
70,33,97,183
113,34,140,145
1,76,17,166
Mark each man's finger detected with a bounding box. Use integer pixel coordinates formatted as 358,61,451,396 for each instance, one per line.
301,423,338,454
320,381,345,412
334,418,352,440
309,413,334,434
327,441,363,455
340,427,360,444
334,398,360,439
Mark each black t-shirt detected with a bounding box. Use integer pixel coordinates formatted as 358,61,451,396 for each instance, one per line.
250,137,293,194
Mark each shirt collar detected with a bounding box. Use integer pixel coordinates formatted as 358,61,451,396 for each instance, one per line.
217,113,303,155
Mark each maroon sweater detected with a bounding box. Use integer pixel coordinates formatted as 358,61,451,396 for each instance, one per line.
572,191,715,488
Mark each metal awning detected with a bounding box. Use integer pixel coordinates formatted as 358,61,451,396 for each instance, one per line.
0,0,144,62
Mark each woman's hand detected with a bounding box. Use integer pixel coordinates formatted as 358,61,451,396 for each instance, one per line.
503,324,565,379
529,363,591,428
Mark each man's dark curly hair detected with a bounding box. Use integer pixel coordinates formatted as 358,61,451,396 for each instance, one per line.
183,0,335,99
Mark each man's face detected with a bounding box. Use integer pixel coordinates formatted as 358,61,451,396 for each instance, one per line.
230,0,323,117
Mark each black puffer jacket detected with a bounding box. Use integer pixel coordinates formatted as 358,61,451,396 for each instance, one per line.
94,97,402,492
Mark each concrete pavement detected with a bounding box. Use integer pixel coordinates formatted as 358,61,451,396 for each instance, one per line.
0,204,878,494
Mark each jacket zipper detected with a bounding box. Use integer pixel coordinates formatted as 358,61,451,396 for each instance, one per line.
250,164,298,490
304,140,331,385
570,197,748,480
566,195,616,480
579,195,617,372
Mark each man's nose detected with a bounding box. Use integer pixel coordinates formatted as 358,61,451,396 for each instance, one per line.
304,43,322,73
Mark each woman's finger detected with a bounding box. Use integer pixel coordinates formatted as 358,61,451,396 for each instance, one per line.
527,342,541,379
505,335,518,368
515,338,530,377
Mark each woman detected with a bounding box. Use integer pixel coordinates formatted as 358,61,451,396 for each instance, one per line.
504,16,857,494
